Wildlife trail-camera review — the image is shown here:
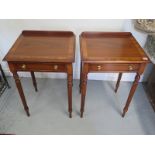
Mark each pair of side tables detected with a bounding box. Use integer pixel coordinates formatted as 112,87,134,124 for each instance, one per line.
3,31,150,118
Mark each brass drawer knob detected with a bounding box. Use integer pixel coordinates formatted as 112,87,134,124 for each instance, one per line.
128,65,133,71
142,57,148,61
21,64,26,69
54,65,58,70
97,65,102,70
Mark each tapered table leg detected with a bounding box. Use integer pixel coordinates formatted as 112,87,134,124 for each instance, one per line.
115,73,122,93
13,72,30,117
122,73,140,117
80,73,88,118
30,71,38,92
67,64,73,118
0,64,10,88
79,61,82,93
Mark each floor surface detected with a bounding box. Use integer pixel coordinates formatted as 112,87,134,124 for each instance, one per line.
0,77,155,135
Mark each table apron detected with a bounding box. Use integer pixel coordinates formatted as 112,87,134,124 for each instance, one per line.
8,62,68,72
88,63,141,73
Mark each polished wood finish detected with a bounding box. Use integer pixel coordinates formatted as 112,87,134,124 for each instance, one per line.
115,73,122,93
9,62,67,72
122,73,140,117
67,64,73,118
80,32,150,117
80,32,148,63
89,63,140,72
12,71,30,116
80,63,88,118
4,31,75,117
79,61,82,93
4,31,75,63
30,71,38,92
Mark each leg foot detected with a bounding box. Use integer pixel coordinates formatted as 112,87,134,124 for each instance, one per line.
69,112,72,118
26,109,30,117
122,112,125,117
80,112,83,118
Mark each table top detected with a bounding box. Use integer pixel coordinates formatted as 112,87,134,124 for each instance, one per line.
4,31,75,63
80,32,150,63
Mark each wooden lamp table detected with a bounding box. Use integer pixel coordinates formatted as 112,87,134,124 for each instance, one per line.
4,31,75,118
79,32,150,118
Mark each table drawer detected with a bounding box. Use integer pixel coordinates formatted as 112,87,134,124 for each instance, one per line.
89,63,140,72
10,63,67,72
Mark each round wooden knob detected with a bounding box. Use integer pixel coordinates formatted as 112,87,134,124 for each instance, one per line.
54,65,58,70
97,65,101,70
21,64,26,69
128,65,133,71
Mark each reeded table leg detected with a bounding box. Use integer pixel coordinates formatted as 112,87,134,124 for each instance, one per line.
80,63,88,118
67,64,73,118
115,73,122,93
30,71,38,92
13,72,30,117
122,73,140,117
80,73,88,118
79,61,82,93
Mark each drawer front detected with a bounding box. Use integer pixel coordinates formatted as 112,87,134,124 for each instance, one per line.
10,63,67,72
89,63,140,72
